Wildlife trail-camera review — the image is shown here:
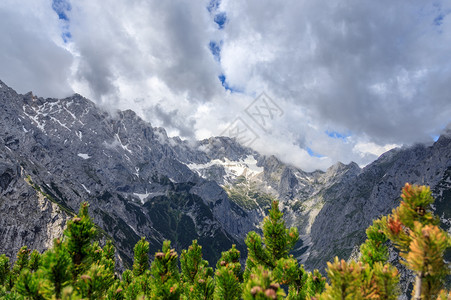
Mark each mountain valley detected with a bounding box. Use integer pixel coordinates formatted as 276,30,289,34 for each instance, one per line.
0,79,450,284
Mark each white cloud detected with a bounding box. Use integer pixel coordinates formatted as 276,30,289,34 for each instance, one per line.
1,0,450,171
0,0,73,98
353,142,399,160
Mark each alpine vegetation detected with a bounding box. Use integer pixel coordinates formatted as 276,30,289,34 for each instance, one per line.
0,184,449,299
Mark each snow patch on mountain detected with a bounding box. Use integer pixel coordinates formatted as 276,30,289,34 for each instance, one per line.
188,155,263,182
133,192,151,204
77,153,91,159
81,184,90,194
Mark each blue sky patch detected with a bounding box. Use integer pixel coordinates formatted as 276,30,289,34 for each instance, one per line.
207,0,226,29
52,0,71,21
209,41,221,61
214,12,227,29
218,74,242,93
307,147,324,158
218,74,230,91
434,14,444,26
431,2,450,30
62,31,72,43
325,130,350,140
207,0,220,13
52,0,72,43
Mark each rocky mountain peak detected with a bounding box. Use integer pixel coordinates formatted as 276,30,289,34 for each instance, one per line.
436,130,451,147
0,79,9,90
0,79,449,297
323,161,360,181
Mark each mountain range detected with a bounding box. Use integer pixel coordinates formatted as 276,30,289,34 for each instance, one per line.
0,79,450,288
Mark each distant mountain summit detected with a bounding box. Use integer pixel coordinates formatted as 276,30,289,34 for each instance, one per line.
0,79,450,282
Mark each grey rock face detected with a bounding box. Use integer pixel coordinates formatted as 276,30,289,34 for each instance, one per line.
306,135,451,272
0,78,449,288
0,80,243,266
0,144,70,260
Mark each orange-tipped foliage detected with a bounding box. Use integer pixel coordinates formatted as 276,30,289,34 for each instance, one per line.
403,222,450,299
380,184,450,300
398,183,438,229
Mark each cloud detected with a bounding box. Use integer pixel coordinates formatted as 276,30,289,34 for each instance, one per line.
220,0,451,145
1,0,450,171
0,0,73,98
68,0,223,104
145,104,197,139
353,142,399,159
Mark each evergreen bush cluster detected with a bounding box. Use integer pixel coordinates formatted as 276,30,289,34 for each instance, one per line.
0,184,449,299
